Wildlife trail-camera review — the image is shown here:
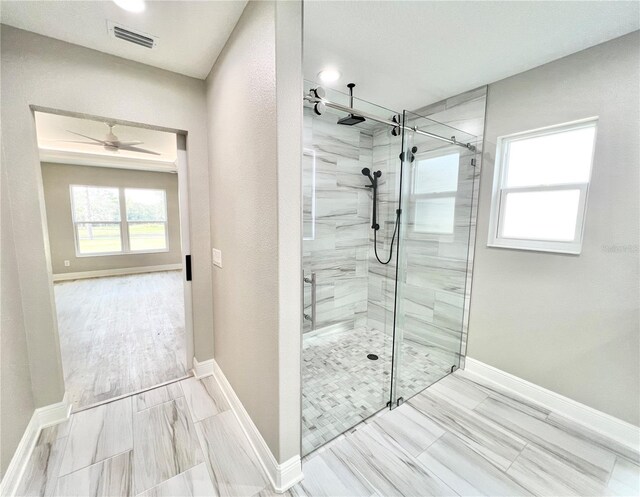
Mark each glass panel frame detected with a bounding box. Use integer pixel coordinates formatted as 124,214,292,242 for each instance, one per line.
390,110,478,407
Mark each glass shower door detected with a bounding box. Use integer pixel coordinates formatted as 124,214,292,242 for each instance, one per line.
391,110,478,405
301,82,402,455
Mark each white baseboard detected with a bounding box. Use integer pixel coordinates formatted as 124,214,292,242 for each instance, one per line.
52,264,183,282
192,357,215,379
462,357,640,452
210,359,303,493
0,394,71,497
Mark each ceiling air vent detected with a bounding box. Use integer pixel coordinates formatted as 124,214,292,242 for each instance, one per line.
107,21,158,49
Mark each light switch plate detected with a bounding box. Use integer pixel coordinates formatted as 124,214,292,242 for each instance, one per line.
212,248,222,268
64,260,71,267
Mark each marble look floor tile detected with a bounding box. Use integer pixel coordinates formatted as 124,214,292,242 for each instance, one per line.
409,391,526,470
417,433,530,496
506,444,609,496
292,445,375,497
475,397,616,482
135,381,184,411
427,374,488,410
607,457,640,496
455,371,550,420
136,463,218,497
180,376,230,422
133,397,204,494
54,450,132,497
196,410,269,497
545,412,640,464
14,425,68,497
372,403,445,457
330,424,457,496
59,397,133,476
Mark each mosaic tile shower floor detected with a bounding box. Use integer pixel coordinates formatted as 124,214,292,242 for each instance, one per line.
302,326,457,455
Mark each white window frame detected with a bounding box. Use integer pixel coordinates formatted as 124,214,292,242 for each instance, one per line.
487,118,597,255
70,185,169,257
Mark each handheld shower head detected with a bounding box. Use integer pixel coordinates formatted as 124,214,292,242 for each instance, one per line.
361,167,375,185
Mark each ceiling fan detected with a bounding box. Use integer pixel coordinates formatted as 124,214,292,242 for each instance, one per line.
62,123,161,156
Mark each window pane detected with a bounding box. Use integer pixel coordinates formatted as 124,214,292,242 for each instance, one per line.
414,197,456,234
125,188,167,222
501,190,581,241
506,125,595,187
414,152,460,194
76,223,122,254
71,186,120,222
128,223,167,251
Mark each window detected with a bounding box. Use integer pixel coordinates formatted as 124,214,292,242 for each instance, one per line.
488,119,597,254
125,188,168,252
70,185,168,256
71,186,122,254
412,151,460,234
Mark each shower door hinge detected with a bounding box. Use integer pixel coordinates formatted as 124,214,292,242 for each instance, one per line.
396,397,404,407
471,158,477,167
450,365,457,373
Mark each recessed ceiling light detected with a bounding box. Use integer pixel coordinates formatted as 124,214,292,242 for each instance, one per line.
318,69,341,83
113,0,146,13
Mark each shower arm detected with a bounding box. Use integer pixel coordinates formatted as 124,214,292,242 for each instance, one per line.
304,93,476,152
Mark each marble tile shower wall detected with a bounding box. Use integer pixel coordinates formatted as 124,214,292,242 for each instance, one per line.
302,108,374,333
303,87,486,370
413,86,487,366
368,87,487,369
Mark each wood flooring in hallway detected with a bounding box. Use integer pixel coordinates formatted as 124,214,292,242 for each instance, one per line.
54,271,187,410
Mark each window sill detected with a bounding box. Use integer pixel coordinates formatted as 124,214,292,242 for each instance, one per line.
486,242,581,255
76,249,170,258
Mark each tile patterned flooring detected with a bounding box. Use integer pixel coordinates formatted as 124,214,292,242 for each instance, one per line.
14,369,640,496
296,371,640,497
54,271,187,410
15,375,270,497
302,326,456,455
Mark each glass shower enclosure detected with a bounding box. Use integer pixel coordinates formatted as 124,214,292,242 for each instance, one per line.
301,83,478,455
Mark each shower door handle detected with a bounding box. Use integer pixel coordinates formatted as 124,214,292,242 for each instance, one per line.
303,272,317,331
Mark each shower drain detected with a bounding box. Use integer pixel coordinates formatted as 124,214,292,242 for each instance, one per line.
367,353,379,360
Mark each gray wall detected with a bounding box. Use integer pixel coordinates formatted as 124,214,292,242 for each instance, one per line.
0,24,213,412
467,31,640,426
41,163,181,275
206,1,302,464
1,166,36,478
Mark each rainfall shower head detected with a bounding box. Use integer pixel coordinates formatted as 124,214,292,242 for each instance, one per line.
338,114,366,126
337,83,366,126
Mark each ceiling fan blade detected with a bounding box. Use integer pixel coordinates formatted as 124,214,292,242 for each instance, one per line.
117,144,161,156
57,140,106,146
116,141,144,146
65,130,107,144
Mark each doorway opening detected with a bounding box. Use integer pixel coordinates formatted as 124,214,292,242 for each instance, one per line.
34,109,194,411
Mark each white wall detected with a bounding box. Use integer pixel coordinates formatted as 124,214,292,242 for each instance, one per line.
205,1,302,463
467,31,640,426
0,25,214,409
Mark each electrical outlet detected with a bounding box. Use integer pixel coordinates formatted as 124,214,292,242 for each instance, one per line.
212,248,222,268
64,260,71,267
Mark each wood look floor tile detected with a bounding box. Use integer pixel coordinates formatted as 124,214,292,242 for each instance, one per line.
133,397,204,494
54,450,132,497
59,397,133,477
196,410,269,497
